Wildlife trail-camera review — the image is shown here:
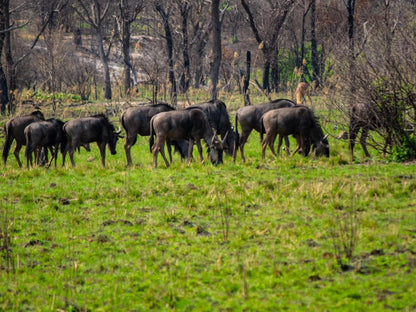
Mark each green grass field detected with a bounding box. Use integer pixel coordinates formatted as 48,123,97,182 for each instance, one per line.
1,102,416,311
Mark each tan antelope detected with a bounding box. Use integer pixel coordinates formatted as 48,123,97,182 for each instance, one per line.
295,82,312,106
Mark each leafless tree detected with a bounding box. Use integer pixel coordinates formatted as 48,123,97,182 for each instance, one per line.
209,0,221,100
155,1,177,106
241,0,295,93
117,0,144,96
176,0,191,93
0,0,67,114
73,0,113,100
333,0,416,158
189,1,211,88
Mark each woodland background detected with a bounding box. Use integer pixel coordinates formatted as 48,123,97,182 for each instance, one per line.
0,0,415,156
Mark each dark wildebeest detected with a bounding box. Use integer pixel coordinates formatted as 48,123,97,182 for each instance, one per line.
121,103,188,166
185,99,237,156
261,106,329,160
149,109,224,168
63,114,123,168
2,110,45,167
233,99,296,162
24,118,66,169
349,103,391,160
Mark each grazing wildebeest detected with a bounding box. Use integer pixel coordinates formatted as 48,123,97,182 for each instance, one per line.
349,103,391,160
261,106,329,160
185,99,237,156
149,109,224,168
233,99,296,162
3,110,45,167
24,118,66,169
121,103,188,166
63,114,123,168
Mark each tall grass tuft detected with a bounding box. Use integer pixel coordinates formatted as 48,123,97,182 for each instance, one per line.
0,207,15,274
329,204,361,270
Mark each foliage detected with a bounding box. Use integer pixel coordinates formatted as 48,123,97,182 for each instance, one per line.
390,135,416,162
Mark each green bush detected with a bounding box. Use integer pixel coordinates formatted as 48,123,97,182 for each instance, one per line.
390,135,416,162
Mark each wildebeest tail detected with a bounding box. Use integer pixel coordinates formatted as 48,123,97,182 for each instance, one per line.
60,132,68,154
149,118,155,152
260,117,265,143
120,112,128,136
2,123,13,164
234,114,240,150
24,131,31,160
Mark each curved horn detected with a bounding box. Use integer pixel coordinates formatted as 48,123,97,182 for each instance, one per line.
211,128,217,142
322,134,329,141
221,131,229,144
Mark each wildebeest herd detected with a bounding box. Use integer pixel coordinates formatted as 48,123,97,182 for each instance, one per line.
2,99,333,169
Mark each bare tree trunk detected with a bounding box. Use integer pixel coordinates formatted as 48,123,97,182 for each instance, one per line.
156,3,177,106
210,0,221,100
119,0,143,96
271,58,280,91
310,0,319,87
122,20,132,94
96,30,112,100
346,0,356,95
262,60,270,93
74,0,112,100
300,0,312,80
243,51,251,106
179,2,190,93
0,0,9,115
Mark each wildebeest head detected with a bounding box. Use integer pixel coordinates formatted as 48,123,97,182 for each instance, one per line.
108,127,123,155
186,100,236,157
222,127,238,156
209,130,224,165
314,134,330,157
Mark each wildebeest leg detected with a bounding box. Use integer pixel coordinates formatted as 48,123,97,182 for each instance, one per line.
238,130,252,163
292,135,303,156
349,122,360,160
195,140,204,163
53,145,59,168
14,143,23,168
151,143,160,168
152,138,169,168
62,142,68,166
261,137,268,161
98,143,106,168
360,128,371,158
187,139,194,163
47,146,57,168
26,146,32,169
267,133,278,159
277,135,290,156
261,133,275,161
124,135,137,166
166,139,173,164
159,145,170,167
69,144,76,167
383,131,392,156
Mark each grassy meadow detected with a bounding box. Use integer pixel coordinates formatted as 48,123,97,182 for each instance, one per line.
1,97,416,311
